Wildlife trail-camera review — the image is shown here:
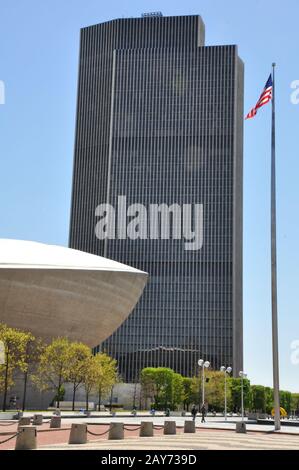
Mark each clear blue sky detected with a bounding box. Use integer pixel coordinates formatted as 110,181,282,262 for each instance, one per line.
0,0,298,391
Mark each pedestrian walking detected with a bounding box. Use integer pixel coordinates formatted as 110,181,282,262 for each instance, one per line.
191,404,198,421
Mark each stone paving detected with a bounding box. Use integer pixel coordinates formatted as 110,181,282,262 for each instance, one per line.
44,415,299,436
39,429,299,451
1,414,299,450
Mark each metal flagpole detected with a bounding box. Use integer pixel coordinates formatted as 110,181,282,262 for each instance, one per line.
271,62,281,431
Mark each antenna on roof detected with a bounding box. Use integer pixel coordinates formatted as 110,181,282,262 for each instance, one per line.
141,12,163,18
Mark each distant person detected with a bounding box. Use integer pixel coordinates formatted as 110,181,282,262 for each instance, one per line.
201,404,206,423
9,396,17,409
191,404,198,421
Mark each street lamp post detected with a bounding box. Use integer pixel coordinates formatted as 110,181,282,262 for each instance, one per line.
220,366,232,421
198,359,210,406
239,371,247,422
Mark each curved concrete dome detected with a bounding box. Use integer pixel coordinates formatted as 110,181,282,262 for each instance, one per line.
0,239,148,346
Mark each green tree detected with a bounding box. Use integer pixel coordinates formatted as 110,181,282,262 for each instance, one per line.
251,385,266,412
140,367,181,410
291,393,299,413
93,353,117,410
82,354,99,411
205,371,227,411
19,335,43,411
229,377,252,413
0,323,32,411
265,387,274,414
182,377,193,411
66,342,91,411
140,368,157,408
171,373,184,410
32,337,72,408
280,390,292,414
190,370,228,412
152,367,173,410
190,376,201,406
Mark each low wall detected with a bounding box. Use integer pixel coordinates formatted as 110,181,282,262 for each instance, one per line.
0,380,141,411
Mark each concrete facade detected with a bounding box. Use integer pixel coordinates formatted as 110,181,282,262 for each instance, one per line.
0,239,147,347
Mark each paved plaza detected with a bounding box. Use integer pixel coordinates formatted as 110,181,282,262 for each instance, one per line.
40,429,299,451
1,413,299,450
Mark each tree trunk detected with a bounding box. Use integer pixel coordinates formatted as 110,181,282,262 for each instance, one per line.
2,352,9,411
86,391,89,411
98,387,102,411
22,371,28,411
109,386,114,412
72,383,76,411
57,375,61,409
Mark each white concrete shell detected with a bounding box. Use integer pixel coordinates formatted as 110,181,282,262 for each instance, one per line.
0,239,147,346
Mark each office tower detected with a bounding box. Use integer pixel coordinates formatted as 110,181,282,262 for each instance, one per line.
69,14,244,381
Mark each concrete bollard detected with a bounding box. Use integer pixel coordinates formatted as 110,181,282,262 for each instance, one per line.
68,423,87,444
236,422,247,433
18,417,31,429
32,414,43,425
50,415,61,428
15,426,37,450
109,422,124,440
184,420,196,433
140,421,153,437
164,420,176,435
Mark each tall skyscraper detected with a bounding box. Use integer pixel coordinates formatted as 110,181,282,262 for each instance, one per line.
69,14,244,381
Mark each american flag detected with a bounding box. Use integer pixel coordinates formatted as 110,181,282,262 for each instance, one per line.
245,74,273,119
